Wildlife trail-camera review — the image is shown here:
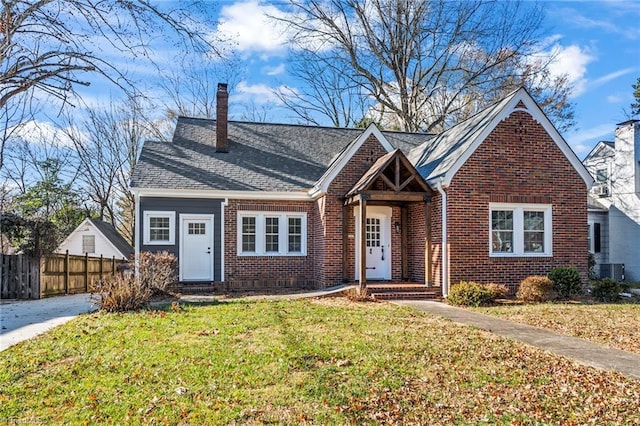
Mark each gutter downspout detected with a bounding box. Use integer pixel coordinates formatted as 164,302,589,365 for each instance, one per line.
436,179,449,297
220,198,228,282
134,189,140,278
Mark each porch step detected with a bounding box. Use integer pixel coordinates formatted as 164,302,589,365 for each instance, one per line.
367,284,442,301
170,284,215,294
371,291,442,301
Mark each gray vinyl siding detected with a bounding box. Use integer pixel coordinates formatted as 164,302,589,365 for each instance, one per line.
139,197,224,281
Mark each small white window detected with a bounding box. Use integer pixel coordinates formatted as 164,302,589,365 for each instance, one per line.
82,235,95,254
490,204,552,257
288,217,302,253
144,211,175,245
237,212,307,256
241,216,257,253
595,168,608,184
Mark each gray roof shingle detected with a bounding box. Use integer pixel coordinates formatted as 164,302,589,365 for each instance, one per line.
131,118,431,192
89,218,133,258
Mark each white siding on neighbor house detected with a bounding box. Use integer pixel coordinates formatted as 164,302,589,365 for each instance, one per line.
608,205,640,281
56,222,127,259
584,122,640,282
609,122,640,281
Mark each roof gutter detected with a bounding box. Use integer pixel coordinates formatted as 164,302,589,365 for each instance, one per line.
436,179,449,297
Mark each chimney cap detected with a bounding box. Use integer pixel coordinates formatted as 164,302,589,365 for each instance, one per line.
218,83,228,91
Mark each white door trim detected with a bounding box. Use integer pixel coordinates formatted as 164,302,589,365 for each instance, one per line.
179,214,214,281
354,206,392,280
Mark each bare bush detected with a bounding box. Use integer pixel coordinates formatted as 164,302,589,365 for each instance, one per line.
484,283,509,299
345,287,376,302
138,251,177,295
92,274,151,312
517,276,555,302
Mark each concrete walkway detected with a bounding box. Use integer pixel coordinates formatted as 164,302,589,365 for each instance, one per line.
0,294,95,352
395,300,640,381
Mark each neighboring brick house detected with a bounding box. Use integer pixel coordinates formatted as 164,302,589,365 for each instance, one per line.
130,85,592,296
583,120,640,281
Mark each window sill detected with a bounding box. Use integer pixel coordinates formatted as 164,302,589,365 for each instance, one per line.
490,253,552,258
237,253,307,257
144,240,175,246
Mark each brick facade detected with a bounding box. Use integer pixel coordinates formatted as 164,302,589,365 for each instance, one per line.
440,110,588,292
322,135,389,285
223,200,318,290
218,109,587,292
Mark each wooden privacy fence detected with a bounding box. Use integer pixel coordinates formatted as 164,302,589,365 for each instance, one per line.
1,251,128,299
1,254,40,299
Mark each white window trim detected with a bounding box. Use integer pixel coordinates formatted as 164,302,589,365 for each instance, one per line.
143,211,176,245
237,211,307,256
489,203,552,257
587,221,594,254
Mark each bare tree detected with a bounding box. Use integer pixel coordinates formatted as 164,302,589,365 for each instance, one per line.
1,121,78,195
158,51,242,120
63,97,155,243
0,92,32,170
275,0,575,132
275,49,371,127
0,1,220,109
0,0,225,166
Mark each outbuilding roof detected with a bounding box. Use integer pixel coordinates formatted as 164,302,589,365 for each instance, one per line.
88,219,133,258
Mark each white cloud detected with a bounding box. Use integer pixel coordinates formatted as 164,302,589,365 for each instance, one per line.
235,81,283,104
263,63,286,76
606,94,624,104
547,44,595,97
216,1,291,55
589,68,636,89
556,6,640,41
527,36,595,98
566,123,614,156
9,120,75,148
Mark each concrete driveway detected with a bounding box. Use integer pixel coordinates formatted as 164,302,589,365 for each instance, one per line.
0,294,95,352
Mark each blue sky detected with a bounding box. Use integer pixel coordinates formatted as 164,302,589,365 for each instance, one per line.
18,0,640,161
207,0,640,158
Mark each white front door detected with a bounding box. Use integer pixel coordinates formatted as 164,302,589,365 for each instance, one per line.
355,206,391,280
180,215,214,281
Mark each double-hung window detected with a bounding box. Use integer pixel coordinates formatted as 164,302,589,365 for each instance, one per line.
241,216,257,252
143,211,175,245
238,212,307,256
490,204,552,257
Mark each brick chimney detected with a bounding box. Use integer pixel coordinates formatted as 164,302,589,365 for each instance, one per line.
216,83,228,153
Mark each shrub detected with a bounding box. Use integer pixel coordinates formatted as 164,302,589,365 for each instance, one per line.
447,281,496,307
484,283,509,299
591,278,621,302
345,287,376,302
548,267,583,299
138,251,178,295
92,274,151,312
517,276,554,302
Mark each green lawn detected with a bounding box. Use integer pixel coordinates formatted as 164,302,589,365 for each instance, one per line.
473,303,640,355
1,298,639,424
